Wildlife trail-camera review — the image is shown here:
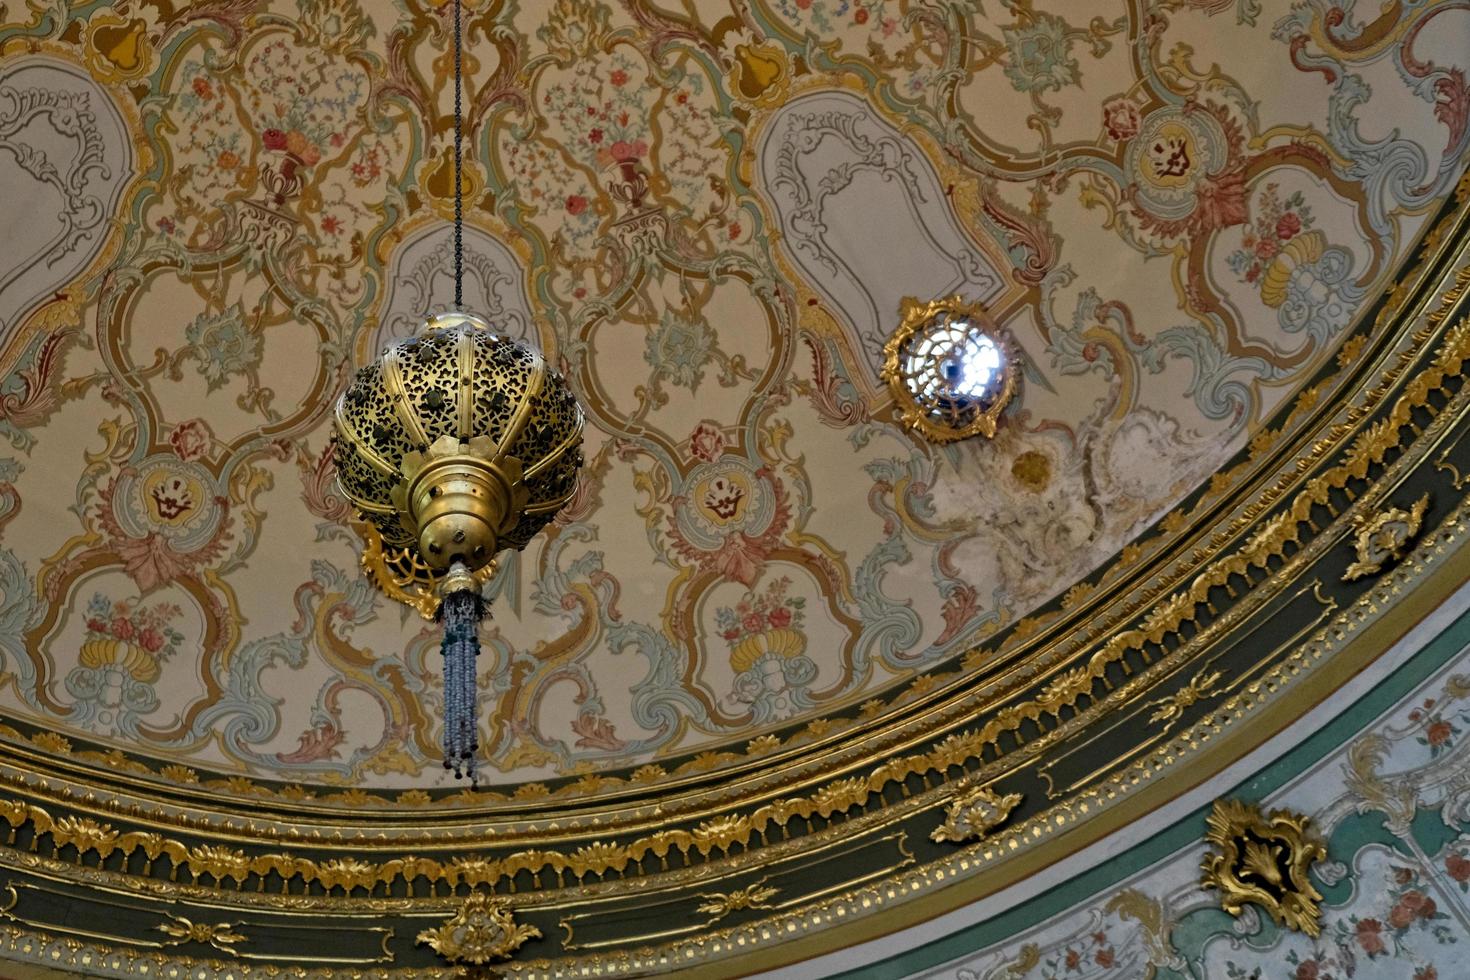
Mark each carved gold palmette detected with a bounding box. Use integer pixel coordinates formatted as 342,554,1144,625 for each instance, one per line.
415,893,540,965
1201,799,1326,936
1342,494,1431,580
931,785,1023,843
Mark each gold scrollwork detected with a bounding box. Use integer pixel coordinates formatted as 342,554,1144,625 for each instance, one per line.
1342,494,1431,581
1201,799,1326,937
415,893,541,966
1147,669,1224,726
156,915,248,952
696,879,780,925
931,784,1023,844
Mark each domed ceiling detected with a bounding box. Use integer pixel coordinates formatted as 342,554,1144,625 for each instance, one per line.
0,0,1467,976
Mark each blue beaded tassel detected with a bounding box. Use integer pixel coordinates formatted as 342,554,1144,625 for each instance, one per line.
436,574,483,784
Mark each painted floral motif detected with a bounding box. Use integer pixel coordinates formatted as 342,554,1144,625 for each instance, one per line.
1228,183,1316,286
1002,15,1080,94
98,457,229,592
167,419,214,463
183,304,261,391
1124,102,1249,243
669,458,792,586
1408,698,1460,758
65,593,184,734
244,37,363,164
688,422,726,463
1101,96,1141,142
645,309,717,391
715,577,815,723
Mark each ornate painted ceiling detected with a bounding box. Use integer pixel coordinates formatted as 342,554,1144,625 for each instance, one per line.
0,0,1468,976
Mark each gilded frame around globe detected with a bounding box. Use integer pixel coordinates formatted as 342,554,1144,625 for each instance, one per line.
880,295,1019,443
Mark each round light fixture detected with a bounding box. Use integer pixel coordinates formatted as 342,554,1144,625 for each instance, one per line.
882,295,1018,442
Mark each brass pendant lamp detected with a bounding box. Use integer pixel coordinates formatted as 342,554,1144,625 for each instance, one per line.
331,0,584,782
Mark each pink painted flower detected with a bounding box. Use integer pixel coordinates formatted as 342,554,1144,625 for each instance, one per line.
1294,960,1320,980
609,69,629,87
1254,237,1279,261
111,616,134,641
1446,853,1470,882
721,628,740,641
1276,211,1302,240
1356,918,1386,956
854,8,869,24
768,606,792,629
192,77,213,100
610,139,646,163
168,419,213,462
1428,720,1453,746
589,127,603,144
1102,98,1140,141
321,215,342,235
262,128,287,151
217,150,239,170
138,627,165,653
1390,890,1436,928
742,612,764,633
565,194,589,216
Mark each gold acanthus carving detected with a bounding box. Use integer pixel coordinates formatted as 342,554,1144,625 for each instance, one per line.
1342,494,1431,580
415,893,540,965
1201,799,1326,937
931,785,1023,844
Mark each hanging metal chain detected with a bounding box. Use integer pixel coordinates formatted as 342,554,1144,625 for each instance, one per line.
452,0,464,308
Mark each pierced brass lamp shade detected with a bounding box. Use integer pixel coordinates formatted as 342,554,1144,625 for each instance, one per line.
332,311,585,585
332,311,584,782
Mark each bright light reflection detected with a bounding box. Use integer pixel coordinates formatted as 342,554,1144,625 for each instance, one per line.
903,318,1004,403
